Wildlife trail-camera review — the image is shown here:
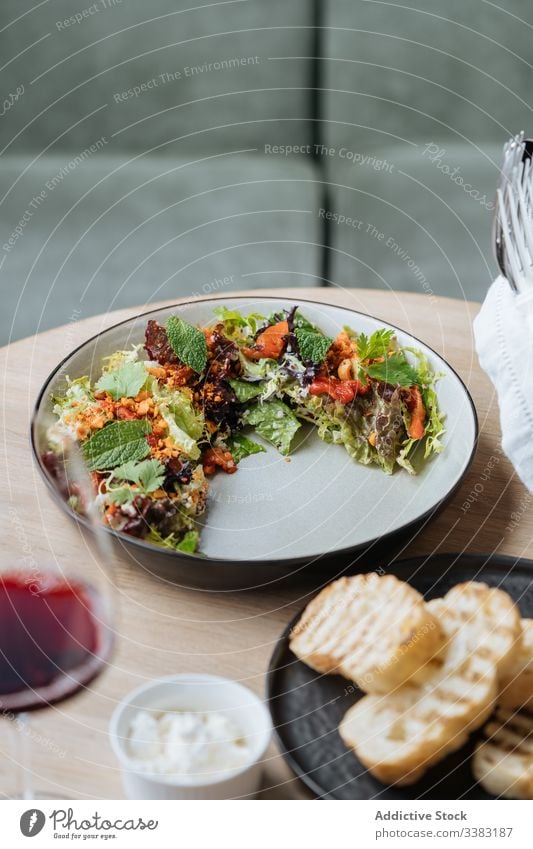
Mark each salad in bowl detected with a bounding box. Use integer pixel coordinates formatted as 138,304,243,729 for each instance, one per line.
41,305,445,555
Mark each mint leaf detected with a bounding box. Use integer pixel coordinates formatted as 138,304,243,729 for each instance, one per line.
82,420,151,471
243,400,301,455
113,458,166,493
295,328,333,364
364,354,419,387
166,315,207,373
95,361,147,401
176,530,199,553
356,329,395,362
227,378,264,403
227,433,266,463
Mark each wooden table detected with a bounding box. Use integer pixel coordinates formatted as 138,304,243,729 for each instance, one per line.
1,287,531,799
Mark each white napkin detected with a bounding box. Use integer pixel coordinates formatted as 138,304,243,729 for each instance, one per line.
474,275,533,492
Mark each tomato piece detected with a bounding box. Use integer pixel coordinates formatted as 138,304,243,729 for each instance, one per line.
115,405,137,420
243,320,289,360
309,377,368,404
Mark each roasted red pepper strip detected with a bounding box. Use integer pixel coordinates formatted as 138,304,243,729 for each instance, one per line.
242,320,289,360
406,385,426,440
309,377,369,404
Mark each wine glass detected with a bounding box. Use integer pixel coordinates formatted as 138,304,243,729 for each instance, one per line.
0,428,116,798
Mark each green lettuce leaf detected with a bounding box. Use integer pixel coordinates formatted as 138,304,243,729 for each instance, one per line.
159,403,201,460
227,378,264,403
176,530,199,552
213,307,265,339
226,433,266,463
243,400,301,455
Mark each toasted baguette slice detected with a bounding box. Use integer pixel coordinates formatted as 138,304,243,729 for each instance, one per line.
473,706,533,799
289,574,444,694
339,633,497,786
499,620,533,710
427,582,521,675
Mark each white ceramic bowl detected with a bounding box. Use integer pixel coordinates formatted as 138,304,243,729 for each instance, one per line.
109,673,273,800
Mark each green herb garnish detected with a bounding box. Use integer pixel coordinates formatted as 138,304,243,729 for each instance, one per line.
295,328,333,364
112,458,166,493
82,420,151,471
95,361,147,401
364,354,419,387
166,315,207,374
356,329,395,362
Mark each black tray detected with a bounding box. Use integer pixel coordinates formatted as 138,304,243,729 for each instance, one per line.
267,553,533,799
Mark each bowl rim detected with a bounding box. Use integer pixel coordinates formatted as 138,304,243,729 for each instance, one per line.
30,293,479,566
108,672,272,787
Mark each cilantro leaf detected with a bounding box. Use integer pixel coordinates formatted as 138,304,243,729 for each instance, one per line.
364,354,419,387
95,361,147,401
295,328,333,364
243,400,301,455
82,420,151,471
356,329,395,362
227,378,264,403
107,487,136,505
166,315,207,374
227,432,266,463
113,458,166,493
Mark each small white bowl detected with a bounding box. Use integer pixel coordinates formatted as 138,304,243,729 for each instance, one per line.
109,673,273,800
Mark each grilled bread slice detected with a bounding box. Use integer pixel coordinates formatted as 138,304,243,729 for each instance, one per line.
339,637,496,786
427,582,521,675
473,706,533,799
499,620,533,710
289,573,444,694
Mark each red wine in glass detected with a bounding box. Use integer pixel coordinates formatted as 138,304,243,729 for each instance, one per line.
0,572,113,712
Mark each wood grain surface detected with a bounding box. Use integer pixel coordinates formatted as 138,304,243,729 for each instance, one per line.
0,288,530,799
